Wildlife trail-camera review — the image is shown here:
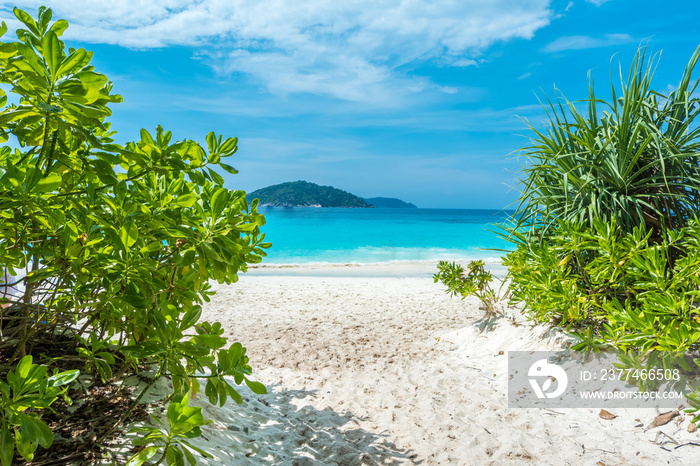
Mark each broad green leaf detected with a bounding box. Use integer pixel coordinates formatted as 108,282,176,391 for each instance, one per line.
42,30,63,78
180,440,213,459
183,446,197,466
0,42,16,59
56,48,87,78
73,71,108,104
172,193,197,208
33,173,61,193
219,137,238,155
49,19,69,37
121,223,139,248
210,187,227,217
14,429,34,462
47,369,79,387
167,398,183,427
126,446,160,466
180,306,202,331
140,128,155,145
244,379,267,395
139,242,162,254
20,415,53,449
16,355,33,379
0,423,13,466
206,131,217,153
208,168,225,186
13,7,41,37
192,333,226,349
219,163,238,174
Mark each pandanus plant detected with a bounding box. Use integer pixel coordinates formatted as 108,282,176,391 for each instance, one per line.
504,46,700,243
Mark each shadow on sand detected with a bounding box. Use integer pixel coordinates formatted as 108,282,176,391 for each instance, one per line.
189,383,421,466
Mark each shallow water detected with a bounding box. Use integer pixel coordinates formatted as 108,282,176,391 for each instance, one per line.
256,207,513,264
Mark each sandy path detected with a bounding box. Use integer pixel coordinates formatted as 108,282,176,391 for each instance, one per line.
186,274,700,466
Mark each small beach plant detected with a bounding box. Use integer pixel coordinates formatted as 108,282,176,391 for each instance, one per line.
434,260,505,318
0,7,269,464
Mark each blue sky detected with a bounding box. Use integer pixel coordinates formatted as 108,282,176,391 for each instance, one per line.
1,0,699,208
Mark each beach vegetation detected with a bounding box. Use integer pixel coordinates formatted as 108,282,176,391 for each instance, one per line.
434,260,505,318
506,46,700,241
438,46,700,425
499,46,700,425
0,7,269,464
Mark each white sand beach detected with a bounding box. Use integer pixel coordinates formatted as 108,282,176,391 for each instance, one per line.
177,263,700,465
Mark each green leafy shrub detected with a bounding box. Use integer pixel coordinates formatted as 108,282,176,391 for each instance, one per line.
0,6,269,463
434,260,505,318
494,46,700,426
503,218,700,352
505,46,700,240
127,394,213,466
0,355,78,465
434,46,700,425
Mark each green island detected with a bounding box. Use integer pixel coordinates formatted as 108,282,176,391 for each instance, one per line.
248,180,416,208
362,197,416,208
247,180,414,208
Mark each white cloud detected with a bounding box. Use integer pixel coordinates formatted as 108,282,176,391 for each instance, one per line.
517,72,532,80
542,33,634,53
3,1,556,102
586,0,613,5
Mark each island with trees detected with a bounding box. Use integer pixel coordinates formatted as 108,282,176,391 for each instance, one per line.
247,181,416,208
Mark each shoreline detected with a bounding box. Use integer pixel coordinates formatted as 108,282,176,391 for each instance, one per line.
247,259,508,278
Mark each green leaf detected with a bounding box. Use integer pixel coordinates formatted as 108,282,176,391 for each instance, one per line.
42,30,63,78
49,19,69,37
126,446,160,466
33,173,62,193
20,415,53,449
14,429,34,462
244,379,267,395
0,423,13,466
210,187,227,217
183,446,197,466
121,223,139,248
219,163,238,175
139,242,162,254
208,168,225,186
16,355,33,379
0,42,16,59
193,333,227,349
140,128,155,145
206,132,217,153
13,8,41,37
56,48,87,78
172,193,197,208
47,369,79,387
219,137,238,156
180,306,202,331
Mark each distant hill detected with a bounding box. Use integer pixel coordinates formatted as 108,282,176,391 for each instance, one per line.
363,197,417,208
247,181,371,208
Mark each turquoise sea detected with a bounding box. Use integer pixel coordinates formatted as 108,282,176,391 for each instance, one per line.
257,207,514,264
